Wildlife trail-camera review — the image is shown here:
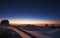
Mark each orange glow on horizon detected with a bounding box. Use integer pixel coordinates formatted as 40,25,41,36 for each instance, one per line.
9,20,60,24
0,20,60,25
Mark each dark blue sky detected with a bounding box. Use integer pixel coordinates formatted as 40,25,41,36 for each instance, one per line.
0,0,60,22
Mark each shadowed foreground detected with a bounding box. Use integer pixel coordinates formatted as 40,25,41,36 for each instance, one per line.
0,26,22,38
0,20,22,38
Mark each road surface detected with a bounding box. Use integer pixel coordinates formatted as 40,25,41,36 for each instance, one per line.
0,26,36,38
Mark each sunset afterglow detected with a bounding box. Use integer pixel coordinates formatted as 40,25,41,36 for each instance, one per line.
9,19,60,24
9,19,40,24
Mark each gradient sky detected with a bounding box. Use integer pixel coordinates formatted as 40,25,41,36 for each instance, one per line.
0,0,60,24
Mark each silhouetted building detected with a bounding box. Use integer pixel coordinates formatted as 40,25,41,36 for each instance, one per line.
0,20,10,26
45,24,48,27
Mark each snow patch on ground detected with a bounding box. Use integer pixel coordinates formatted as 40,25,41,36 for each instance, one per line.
22,27,60,38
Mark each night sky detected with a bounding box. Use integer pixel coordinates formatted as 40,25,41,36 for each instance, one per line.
0,0,60,23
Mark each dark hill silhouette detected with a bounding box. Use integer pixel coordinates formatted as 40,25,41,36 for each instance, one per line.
0,20,10,26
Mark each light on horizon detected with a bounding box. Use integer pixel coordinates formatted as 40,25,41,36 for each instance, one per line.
9,19,60,24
